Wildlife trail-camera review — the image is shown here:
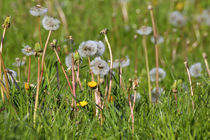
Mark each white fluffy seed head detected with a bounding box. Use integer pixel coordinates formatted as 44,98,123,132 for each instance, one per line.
12,58,25,67
95,41,105,56
21,45,35,56
111,56,130,69
189,62,202,77
136,26,152,36
3,69,17,85
195,9,210,26
169,11,186,27
149,68,166,82
29,5,48,16
150,35,164,44
65,53,74,69
78,40,97,57
42,16,60,31
152,87,164,103
90,57,110,76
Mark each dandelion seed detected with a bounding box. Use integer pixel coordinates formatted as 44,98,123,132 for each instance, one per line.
42,16,60,31
136,26,152,36
2,69,17,85
169,11,186,27
152,87,163,103
12,57,25,67
78,40,97,57
150,35,164,44
95,41,105,56
29,5,48,16
189,62,202,77
149,68,166,82
21,45,35,56
90,57,109,76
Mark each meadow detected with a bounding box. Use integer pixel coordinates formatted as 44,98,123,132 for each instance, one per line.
0,0,209,139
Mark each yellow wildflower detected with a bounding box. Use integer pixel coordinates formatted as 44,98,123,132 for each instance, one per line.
176,2,184,11
76,101,88,107
88,81,97,88
25,83,30,91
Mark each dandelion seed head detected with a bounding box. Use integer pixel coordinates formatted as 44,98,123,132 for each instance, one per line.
150,35,164,44
95,41,105,56
29,5,48,16
131,92,141,102
42,16,60,31
78,41,97,57
65,53,74,69
189,62,202,77
149,68,166,82
195,8,210,26
21,45,35,56
90,57,109,76
136,26,152,36
120,56,130,68
169,11,186,27
152,87,164,103
2,69,17,85
13,57,25,67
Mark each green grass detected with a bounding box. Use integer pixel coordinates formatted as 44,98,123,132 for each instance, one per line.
0,0,209,139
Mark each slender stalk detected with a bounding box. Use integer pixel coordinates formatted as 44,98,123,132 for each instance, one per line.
52,48,73,96
27,56,31,83
71,53,76,108
143,36,152,105
40,30,52,83
88,57,94,81
148,5,159,97
38,16,43,48
184,61,195,110
76,64,83,90
120,2,129,25
55,61,60,90
119,67,122,87
202,53,210,78
127,80,134,135
0,53,9,100
34,57,40,123
0,28,6,102
104,34,113,101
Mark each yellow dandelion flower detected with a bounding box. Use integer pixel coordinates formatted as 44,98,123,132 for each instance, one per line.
176,2,184,11
25,83,30,91
76,101,88,107
88,81,97,88
110,96,114,103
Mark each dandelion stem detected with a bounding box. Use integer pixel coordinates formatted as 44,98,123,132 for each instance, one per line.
27,56,31,83
40,30,52,83
202,53,210,78
34,57,40,123
0,28,7,103
0,53,10,101
103,34,113,101
148,5,159,100
184,61,195,110
143,36,152,105
38,16,43,48
88,57,94,81
76,63,83,90
71,53,76,108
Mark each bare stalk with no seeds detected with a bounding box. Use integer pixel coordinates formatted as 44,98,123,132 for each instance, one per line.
148,5,160,98
101,29,113,101
142,35,152,105
184,61,195,110
39,30,52,83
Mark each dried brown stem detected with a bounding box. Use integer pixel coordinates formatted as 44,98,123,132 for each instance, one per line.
184,61,195,110
148,5,159,99
33,57,40,123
